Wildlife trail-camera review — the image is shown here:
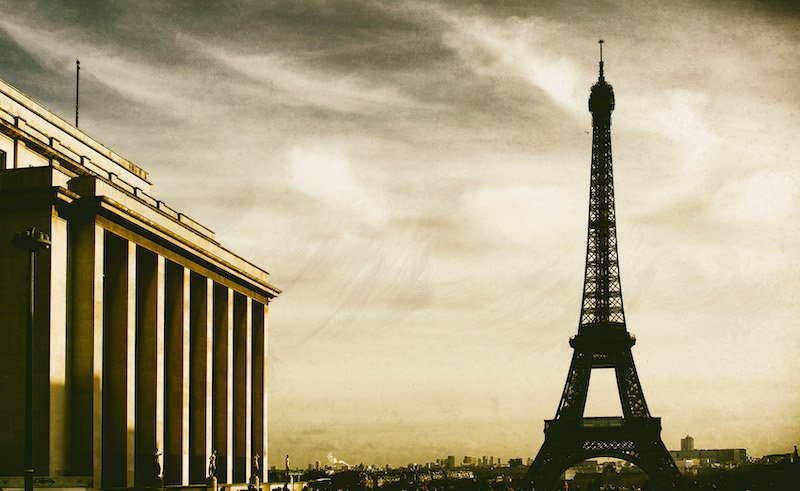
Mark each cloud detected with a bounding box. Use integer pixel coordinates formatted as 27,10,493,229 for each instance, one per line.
445,26,581,112
287,146,390,225
712,170,800,226
462,184,582,248
0,15,211,121
184,35,426,114
426,7,585,113
622,89,716,156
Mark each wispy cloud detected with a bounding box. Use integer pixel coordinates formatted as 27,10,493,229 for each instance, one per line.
184,35,426,114
462,183,582,248
0,16,212,120
436,12,585,113
287,145,391,225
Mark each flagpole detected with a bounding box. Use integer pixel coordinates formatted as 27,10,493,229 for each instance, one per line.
75,60,80,127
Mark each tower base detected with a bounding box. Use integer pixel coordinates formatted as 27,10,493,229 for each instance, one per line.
527,417,681,491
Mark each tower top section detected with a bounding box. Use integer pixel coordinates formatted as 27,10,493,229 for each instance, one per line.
589,40,615,118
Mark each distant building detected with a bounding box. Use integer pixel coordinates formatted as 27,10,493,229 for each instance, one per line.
446,456,456,469
0,77,279,488
568,464,647,491
563,460,601,481
760,453,792,465
670,448,747,465
670,437,746,470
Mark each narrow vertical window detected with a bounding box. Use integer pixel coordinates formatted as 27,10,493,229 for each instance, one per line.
0,149,6,170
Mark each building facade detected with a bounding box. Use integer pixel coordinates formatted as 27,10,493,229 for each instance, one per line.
0,78,280,489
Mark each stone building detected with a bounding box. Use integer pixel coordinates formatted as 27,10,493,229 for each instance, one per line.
0,78,280,488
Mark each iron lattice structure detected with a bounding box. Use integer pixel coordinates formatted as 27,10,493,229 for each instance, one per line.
526,45,681,491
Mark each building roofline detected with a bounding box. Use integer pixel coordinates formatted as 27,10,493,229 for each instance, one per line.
0,78,150,183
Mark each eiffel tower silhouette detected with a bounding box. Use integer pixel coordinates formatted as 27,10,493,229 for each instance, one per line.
526,41,681,490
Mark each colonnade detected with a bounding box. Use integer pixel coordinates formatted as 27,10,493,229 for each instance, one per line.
70,224,268,489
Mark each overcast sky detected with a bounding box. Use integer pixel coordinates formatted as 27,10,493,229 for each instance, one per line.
2,0,799,469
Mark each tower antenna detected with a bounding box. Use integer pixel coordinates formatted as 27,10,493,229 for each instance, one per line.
598,39,605,80
75,60,80,128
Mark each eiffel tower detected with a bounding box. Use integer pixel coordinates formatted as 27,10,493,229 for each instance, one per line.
526,41,681,490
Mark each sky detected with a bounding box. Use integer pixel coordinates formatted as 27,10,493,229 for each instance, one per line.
1,0,799,469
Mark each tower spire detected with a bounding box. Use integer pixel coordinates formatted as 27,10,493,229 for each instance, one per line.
598,39,604,81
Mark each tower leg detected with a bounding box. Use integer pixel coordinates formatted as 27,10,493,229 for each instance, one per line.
614,350,649,418
527,436,572,491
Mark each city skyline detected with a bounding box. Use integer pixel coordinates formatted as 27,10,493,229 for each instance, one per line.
1,0,798,469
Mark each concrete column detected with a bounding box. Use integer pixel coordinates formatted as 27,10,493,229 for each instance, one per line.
250,301,267,480
101,232,136,488
212,284,234,483
233,293,252,482
245,298,252,481
263,302,269,474
134,248,165,486
156,257,165,478
49,214,68,476
164,262,190,485
125,242,137,489
189,273,213,484
68,221,104,483
205,279,213,473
